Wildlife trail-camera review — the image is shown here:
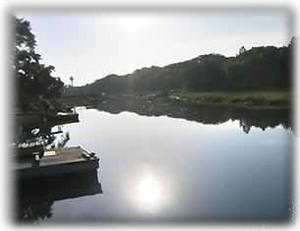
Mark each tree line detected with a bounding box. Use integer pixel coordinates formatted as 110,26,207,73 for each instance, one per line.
65,40,293,97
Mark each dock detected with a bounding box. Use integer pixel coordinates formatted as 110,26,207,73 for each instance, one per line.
15,146,99,179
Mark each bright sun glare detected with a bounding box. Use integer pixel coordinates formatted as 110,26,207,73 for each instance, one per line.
136,174,163,210
129,168,170,213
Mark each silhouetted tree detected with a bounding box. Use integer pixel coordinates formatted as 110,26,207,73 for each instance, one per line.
70,76,74,86
14,17,64,111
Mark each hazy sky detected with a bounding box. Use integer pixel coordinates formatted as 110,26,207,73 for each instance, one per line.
16,11,292,86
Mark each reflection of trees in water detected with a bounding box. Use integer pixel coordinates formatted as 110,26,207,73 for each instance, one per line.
17,201,53,223
235,108,291,133
16,171,102,223
94,99,291,133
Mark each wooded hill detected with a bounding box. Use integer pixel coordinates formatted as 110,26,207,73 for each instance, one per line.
65,41,293,96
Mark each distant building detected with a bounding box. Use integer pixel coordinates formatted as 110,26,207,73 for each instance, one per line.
239,46,247,55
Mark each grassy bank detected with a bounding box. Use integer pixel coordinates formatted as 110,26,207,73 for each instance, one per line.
170,91,291,108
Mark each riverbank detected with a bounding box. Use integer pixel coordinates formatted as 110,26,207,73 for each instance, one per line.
61,90,291,110
170,91,291,109
59,91,292,133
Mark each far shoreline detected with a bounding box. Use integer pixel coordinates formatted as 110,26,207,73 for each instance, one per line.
60,90,292,111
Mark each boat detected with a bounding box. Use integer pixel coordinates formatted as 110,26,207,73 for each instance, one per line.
15,111,79,132
48,112,79,125
14,108,99,180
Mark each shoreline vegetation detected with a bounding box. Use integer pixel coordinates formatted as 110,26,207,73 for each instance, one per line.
61,90,291,110
170,91,291,109
62,40,293,112
60,90,292,134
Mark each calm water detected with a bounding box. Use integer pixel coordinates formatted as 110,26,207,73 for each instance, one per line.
18,107,293,223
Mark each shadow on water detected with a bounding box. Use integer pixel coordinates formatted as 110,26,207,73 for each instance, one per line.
93,99,292,133
15,170,102,223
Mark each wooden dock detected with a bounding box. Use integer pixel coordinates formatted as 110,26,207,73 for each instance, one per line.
15,146,99,179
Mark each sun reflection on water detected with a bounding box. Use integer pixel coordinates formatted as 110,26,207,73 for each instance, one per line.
127,167,171,213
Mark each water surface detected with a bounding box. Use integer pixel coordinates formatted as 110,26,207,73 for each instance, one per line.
18,107,293,223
